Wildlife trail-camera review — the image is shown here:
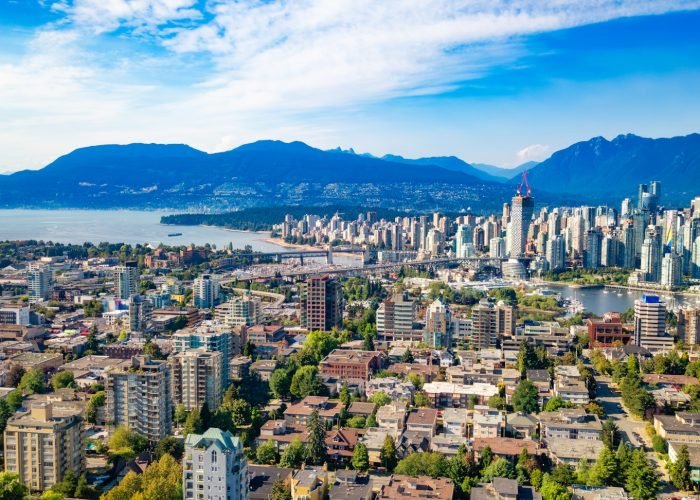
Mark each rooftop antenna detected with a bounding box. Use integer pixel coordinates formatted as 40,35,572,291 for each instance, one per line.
517,170,532,197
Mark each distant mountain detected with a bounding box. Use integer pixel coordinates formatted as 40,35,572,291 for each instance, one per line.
472,161,536,179
380,154,501,182
0,140,514,211
521,134,700,204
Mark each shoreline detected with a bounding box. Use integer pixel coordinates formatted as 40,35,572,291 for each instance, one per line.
537,280,700,298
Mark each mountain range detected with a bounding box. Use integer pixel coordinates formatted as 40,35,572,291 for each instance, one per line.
0,133,698,212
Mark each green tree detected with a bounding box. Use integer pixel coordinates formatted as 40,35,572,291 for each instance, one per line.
542,396,574,412
414,392,431,408
41,492,65,500
601,420,620,450
625,449,659,500
155,436,185,460
103,453,182,500
18,368,46,394
539,473,571,500
368,391,391,407
256,440,279,465
0,472,29,500
487,395,505,410
588,447,617,486
50,469,78,497
306,409,327,465
481,458,516,482
51,370,77,391
183,408,203,436
301,330,340,362
614,442,631,486
290,366,324,399
270,368,293,400
512,380,539,414
576,458,591,485
395,452,448,478
279,438,306,468
270,479,292,500
380,435,398,471
366,413,377,428
652,434,667,454
362,333,375,351
407,373,424,389
174,404,188,426
346,416,366,428
143,339,165,360
401,349,414,363
670,444,693,491
85,391,105,424
517,340,538,375
339,384,351,407
352,442,370,472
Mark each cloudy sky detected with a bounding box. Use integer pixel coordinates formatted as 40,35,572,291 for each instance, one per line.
1,1,700,172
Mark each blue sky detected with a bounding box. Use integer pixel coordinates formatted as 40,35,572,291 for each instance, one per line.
1,1,700,171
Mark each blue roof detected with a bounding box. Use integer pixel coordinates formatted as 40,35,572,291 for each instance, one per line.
641,294,660,303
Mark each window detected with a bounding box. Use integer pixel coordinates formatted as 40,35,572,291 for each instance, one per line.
211,450,217,463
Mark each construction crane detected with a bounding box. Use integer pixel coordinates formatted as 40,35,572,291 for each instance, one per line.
516,170,532,197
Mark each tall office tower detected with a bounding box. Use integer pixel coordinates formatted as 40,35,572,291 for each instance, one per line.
0,305,30,325
661,252,682,287
424,299,451,348
583,228,602,269
299,275,343,332
390,223,403,250
508,179,534,258
183,428,248,500
193,274,221,309
225,293,263,327
502,202,511,227
693,236,700,279
633,295,666,345
581,206,595,231
547,211,560,237
3,403,84,492
454,224,474,258
376,292,418,342
640,226,662,282
545,235,566,271
27,263,51,303
632,211,650,262
601,234,618,267
115,261,139,300
128,294,153,332
618,225,636,268
169,348,223,412
650,180,661,210
678,308,700,345
410,219,421,250
173,323,233,385
105,355,172,442
489,237,506,259
621,198,633,217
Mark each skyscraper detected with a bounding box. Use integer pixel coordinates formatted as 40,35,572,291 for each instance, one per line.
633,295,666,346
128,294,153,332
545,234,566,271
376,291,418,342
27,263,51,303
660,252,682,287
299,275,343,332
678,308,700,346
115,261,139,300
169,348,223,412
193,274,221,309
173,322,233,385
225,292,263,327
583,228,602,269
424,299,451,348
640,226,662,282
105,355,172,442
508,176,534,258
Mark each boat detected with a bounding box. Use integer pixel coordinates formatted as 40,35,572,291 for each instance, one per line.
603,290,609,294
616,292,623,296
167,232,183,237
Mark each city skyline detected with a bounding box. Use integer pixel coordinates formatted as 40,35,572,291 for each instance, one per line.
1,2,700,171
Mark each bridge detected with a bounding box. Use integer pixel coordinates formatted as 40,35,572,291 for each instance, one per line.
215,246,367,267
220,256,504,282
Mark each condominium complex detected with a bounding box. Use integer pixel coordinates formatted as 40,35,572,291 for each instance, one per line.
114,261,139,300
193,274,221,309
169,348,224,411
27,264,51,303
299,275,343,332
105,355,172,442
376,292,418,342
173,322,232,385
224,293,263,327
470,299,516,349
128,294,153,332
508,191,534,258
678,308,700,345
183,428,248,500
4,403,84,491
424,299,451,348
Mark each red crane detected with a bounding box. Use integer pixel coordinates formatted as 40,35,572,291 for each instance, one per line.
516,170,532,197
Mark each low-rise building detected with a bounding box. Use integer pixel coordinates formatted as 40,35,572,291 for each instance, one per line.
319,349,382,392
422,381,499,408
505,412,538,439
257,420,308,452
548,438,605,465
9,352,64,372
379,475,454,499
471,478,542,500
441,408,468,436
539,409,602,442
291,468,328,500
473,410,503,438
654,412,700,443
376,401,408,435
284,396,341,427
406,408,438,437
365,377,414,401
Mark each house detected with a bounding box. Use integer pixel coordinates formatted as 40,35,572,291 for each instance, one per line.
325,428,362,463
397,430,431,458
473,409,503,438
359,427,392,465
257,420,308,451
654,412,700,443
329,470,373,500
553,379,590,405
441,408,467,436
538,409,602,442
250,359,277,381
505,412,538,439
365,377,414,401
548,438,605,465
284,396,341,427
379,475,454,499
348,402,376,419
291,468,327,500
473,438,539,462
471,478,542,500
248,466,294,500
387,363,440,382
376,401,408,435
422,381,498,408
406,409,438,437
571,486,629,500
431,433,467,456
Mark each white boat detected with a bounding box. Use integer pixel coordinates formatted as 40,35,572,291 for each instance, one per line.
603,290,609,294
616,292,623,296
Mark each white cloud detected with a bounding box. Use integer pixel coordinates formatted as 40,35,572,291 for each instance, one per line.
1,0,700,169
517,144,553,163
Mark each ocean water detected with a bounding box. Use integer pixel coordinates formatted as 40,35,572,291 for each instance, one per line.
0,209,286,251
